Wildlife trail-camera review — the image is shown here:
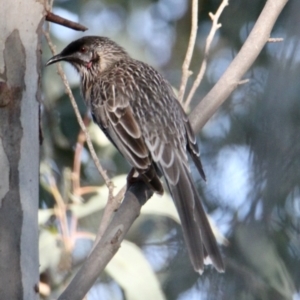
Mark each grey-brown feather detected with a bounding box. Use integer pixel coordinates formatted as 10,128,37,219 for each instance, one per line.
47,36,224,273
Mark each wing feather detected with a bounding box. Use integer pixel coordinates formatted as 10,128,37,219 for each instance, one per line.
91,85,163,193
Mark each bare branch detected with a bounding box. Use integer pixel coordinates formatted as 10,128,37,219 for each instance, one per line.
190,0,288,133
72,116,90,195
184,0,228,110
45,11,88,32
58,181,152,300
178,0,198,103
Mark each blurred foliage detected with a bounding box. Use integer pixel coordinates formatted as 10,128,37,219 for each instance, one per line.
40,0,300,299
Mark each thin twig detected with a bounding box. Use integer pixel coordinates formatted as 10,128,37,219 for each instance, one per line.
45,11,88,32
190,0,288,133
268,37,284,42
75,186,101,196
178,0,198,103
72,116,90,195
43,30,115,204
72,127,85,194
48,174,73,253
184,0,229,110
49,176,67,227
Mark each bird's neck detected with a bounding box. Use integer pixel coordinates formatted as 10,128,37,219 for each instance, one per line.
80,71,94,108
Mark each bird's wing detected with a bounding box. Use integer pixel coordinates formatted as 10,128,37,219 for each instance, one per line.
91,83,163,194
179,104,206,181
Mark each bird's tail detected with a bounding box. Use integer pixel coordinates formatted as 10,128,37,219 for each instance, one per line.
165,163,224,273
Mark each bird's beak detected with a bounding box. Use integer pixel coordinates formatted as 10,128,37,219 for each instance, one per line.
46,53,68,66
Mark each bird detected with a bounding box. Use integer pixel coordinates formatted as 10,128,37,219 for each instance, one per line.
46,36,224,273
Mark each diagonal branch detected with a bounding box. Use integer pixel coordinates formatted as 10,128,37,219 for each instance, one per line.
178,0,199,103
190,0,288,133
58,181,152,300
45,11,88,32
184,0,229,110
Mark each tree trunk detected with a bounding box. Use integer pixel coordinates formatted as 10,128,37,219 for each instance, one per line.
0,1,44,299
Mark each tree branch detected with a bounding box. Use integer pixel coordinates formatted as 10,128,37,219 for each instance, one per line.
178,0,198,103
190,0,288,133
58,181,152,300
46,11,88,32
184,0,228,110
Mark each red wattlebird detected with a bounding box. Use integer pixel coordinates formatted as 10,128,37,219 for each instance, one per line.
47,36,224,273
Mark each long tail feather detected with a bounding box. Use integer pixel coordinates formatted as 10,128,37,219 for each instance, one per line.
166,163,224,273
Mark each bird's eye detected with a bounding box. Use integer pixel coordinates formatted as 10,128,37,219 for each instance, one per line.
80,47,87,53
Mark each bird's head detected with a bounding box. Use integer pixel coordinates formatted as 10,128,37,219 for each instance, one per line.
46,36,129,75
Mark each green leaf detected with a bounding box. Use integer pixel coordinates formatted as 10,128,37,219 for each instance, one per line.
39,229,62,274
106,240,166,300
